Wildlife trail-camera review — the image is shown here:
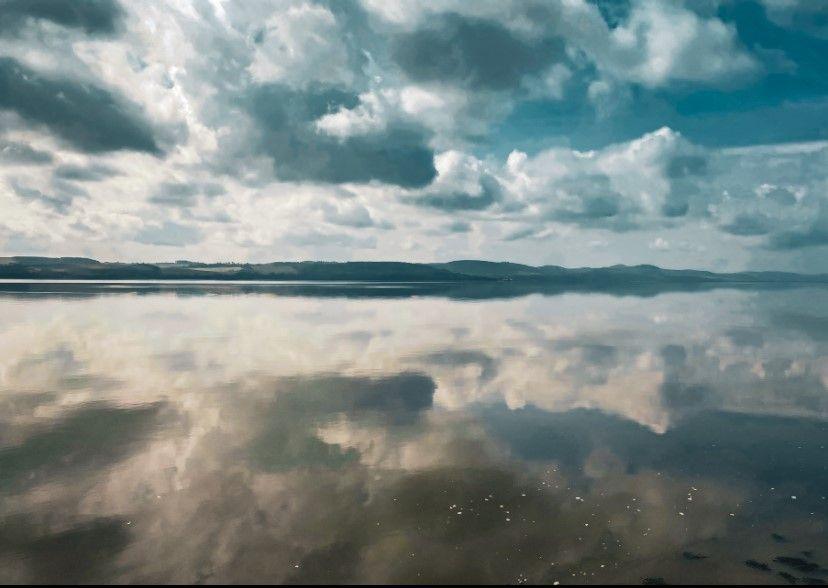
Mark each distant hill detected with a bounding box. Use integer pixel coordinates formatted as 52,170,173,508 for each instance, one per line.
1,256,827,284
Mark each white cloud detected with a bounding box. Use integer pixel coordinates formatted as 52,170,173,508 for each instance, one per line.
596,0,758,87
248,3,354,88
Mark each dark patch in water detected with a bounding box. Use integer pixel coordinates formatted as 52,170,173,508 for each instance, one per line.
775,556,821,573
745,559,771,571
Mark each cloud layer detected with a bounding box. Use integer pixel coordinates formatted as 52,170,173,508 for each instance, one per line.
0,0,827,270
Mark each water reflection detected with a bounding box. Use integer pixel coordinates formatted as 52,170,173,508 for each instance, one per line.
0,285,826,583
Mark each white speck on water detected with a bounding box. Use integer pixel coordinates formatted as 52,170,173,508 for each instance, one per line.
791,496,797,500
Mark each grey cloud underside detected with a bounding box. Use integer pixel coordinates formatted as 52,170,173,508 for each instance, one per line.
10,180,80,213
53,163,119,182
767,223,828,250
412,174,502,211
541,175,641,232
0,0,123,36
446,220,472,233
246,84,436,188
721,213,773,236
0,58,159,154
0,139,53,165
149,181,226,208
392,13,563,91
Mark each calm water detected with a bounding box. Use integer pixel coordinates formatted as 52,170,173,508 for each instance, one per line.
1,282,827,584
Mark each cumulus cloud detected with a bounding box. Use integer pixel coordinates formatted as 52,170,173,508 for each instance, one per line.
576,0,759,88
0,0,825,269
248,3,357,88
409,151,502,211
246,83,436,187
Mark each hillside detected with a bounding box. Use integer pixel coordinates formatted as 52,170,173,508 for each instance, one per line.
1,257,827,284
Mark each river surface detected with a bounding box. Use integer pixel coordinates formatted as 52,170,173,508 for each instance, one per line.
0,282,827,584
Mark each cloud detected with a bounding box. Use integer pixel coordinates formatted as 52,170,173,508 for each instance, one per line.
391,13,562,91
496,127,708,233
9,179,78,213
721,213,773,236
321,198,386,229
767,222,828,250
0,0,825,269
133,221,203,246
246,83,436,187
0,0,124,36
53,163,119,182
760,0,828,39
0,139,53,165
248,3,358,88
149,181,225,208
407,150,502,211
0,58,160,154
445,220,471,233
567,0,759,88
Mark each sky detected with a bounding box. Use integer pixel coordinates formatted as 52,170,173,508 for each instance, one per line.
0,0,827,271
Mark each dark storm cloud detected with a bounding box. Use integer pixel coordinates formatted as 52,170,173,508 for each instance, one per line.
0,58,160,154
721,213,773,236
392,13,562,91
0,0,124,36
412,174,501,211
246,84,436,188
0,139,53,164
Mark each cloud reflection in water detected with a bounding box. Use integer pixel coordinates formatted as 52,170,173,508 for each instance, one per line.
0,286,827,583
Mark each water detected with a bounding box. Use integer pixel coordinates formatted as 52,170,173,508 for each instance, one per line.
0,282,827,584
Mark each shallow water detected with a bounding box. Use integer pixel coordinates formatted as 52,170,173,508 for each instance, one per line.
0,283,827,584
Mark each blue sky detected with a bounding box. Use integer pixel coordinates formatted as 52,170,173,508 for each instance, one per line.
1,0,827,271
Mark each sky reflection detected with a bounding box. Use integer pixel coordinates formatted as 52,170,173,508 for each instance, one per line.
0,286,827,583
